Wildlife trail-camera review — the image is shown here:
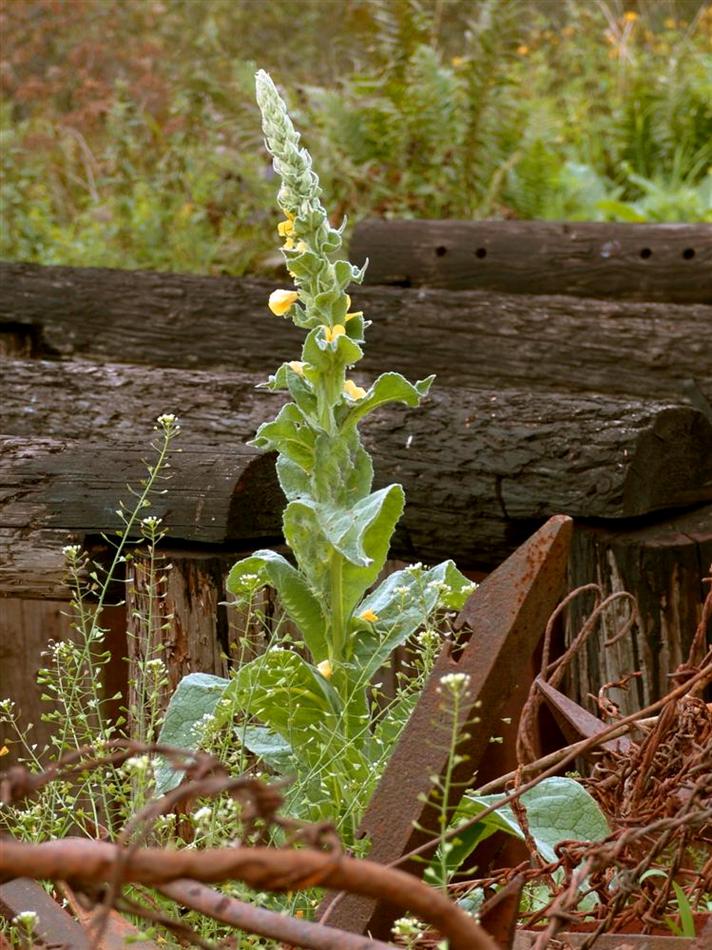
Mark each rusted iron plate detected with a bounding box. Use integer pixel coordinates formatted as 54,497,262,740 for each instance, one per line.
322,514,573,940
479,875,524,948
60,881,161,949
0,877,90,948
514,933,693,948
536,677,631,754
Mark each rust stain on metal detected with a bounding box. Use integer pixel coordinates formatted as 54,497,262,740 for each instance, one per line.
0,876,91,948
536,677,631,754
321,514,573,940
479,874,524,948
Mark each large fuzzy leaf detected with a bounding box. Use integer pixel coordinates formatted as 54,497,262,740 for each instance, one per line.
155,672,230,794
339,484,405,618
319,484,404,569
350,560,472,677
445,777,610,874
219,650,343,768
343,372,434,429
226,550,328,662
251,402,315,471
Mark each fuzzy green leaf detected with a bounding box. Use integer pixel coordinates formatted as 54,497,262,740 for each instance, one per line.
351,560,472,678
227,550,328,663
446,777,610,874
155,672,230,794
238,724,294,773
220,650,343,767
276,455,311,501
251,402,315,471
344,372,434,429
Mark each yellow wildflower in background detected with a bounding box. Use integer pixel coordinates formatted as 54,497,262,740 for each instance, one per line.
623,11,638,22
344,379,367,400
323,324,345,342
317,659,333,679
360,609,379,622
517,44,529,55
269,289,299,315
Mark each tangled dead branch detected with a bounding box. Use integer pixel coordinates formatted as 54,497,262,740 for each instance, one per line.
0,739,499,950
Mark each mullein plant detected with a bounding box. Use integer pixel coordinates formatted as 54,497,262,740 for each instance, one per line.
158,71,473,830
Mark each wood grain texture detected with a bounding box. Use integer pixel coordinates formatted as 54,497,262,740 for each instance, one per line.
1,262,710,404
350,219,712,302
2,359,711,595
567,505,712,715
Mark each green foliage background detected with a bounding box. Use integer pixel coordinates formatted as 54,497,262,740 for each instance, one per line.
2,0,711,275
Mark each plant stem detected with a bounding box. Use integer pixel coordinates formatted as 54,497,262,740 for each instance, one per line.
329,550,345,663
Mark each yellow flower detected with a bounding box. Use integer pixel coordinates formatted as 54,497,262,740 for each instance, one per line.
451,55,465,67
517,44,529,55
623,11,638,22
343,294,363,322
288,361,305,376
344,379,367,400
268,289,299,315
317,659,333,679
0,745,8,757
360,609,379,623
323,324,345,343
277,218,295,237
664,17,676,29
283,236,295,250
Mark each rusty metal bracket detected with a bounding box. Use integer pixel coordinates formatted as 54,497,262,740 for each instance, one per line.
321,514,573,941
536,677,631,754
479,874,525,949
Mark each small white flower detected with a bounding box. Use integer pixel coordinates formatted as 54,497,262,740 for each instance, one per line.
12,911,38,929
439,672,472,697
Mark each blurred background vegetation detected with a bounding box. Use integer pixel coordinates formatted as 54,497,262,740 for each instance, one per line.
1,0,710,275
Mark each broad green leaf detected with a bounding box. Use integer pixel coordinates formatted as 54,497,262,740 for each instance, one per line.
155,672,229,794
251,403,315,471
333,259,354,291
302,325,363,368
343,372,434,429
276,455,311,500
238,724,294,773
340,483,405,618
220,650,343,768
226,551,328,663
286,370,318,416
319,484,403,568
447,777,610,873
312,430,372,507
351,560,473,678
283,500,332,603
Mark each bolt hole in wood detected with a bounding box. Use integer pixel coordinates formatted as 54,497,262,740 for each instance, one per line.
435,245,447,256
639,247,652,259
475,247,487,258
682,247,695,259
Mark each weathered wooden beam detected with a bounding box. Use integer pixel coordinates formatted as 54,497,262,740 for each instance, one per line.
3,360,710,594
350,219,712,303
1,262,710,404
